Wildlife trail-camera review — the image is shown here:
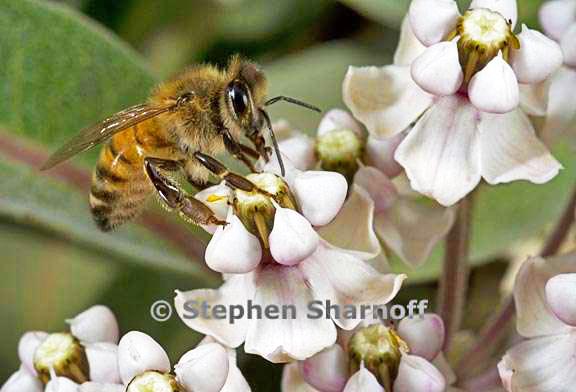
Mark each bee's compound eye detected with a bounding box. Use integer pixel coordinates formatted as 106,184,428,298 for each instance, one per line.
228,81,249,117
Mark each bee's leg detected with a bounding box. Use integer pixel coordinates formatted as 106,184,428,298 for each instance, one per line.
222,129,258,173
145,157,215,191
144,158,227,226
193,152,274,197
247,132,272,162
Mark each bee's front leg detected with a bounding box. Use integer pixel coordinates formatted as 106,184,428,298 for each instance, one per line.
144,157,226,226
221,129,259,173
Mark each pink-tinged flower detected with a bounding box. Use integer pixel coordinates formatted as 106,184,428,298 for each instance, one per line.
498,253,576,391
344,2,563,206
267,113,454,269
282,315,459,392
175,168,405,363
82,332,250,392
1,305,120,392
538,0,576,146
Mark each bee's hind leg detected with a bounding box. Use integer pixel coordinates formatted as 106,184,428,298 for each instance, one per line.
144,157,226,226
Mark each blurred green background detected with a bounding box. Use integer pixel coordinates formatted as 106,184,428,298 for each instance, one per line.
0,0,568,390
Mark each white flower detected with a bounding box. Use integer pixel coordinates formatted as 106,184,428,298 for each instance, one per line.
176,169,405,362
269,113,454,268
82,333,250,392
538,0,576,146
282,315,458,392
1,305,120,390
344,4,563,206
498,253,576,391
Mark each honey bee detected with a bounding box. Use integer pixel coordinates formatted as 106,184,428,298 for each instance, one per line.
41,55,319,231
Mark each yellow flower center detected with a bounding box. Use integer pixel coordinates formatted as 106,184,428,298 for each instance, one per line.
316,129,364,182
34,333,89,384
126,371,182,392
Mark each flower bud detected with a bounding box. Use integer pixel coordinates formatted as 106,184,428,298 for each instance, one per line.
85,342,121,384
174,343,229,392
67,305,119,344
18,331,48,376
34,333,89,384
126,371,182,392
1,367,43,392
117,331,170,385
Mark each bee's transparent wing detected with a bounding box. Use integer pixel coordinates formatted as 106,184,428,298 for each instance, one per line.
41,103,174,170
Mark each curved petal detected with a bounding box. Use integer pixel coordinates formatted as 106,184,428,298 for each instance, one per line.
510,25,563,84
469,54,519,114
300,345,348,392
281,363,320,392
205,212,262,274
117,331,170,385
545,273,576,327
292,171,348,226
539,0,576,41
317,109,363,138
519,79,550,117
375,199,455,267
503,334,576,391
411,40,463,96
514,256,574,338
278,134,317,171
478,108,561,185
220,347,251,392
18,331,47,376
394,16,427,66
45,377,78,392
270,205,319,266
175,343,229,392
343,368,384,392
470,0,518,28
394,354,446,392
194,183,232,234
364,133,405,179
244,265,337,363
343,65,434,138
409,0,461,46
0,367,43,392
67,305,119,345
395,95,482,207
85,342,121,384
397,314,445,361
318,185,382,260
542,67,576,145
79,383,124,392
561,24,576,68
299,241,406,330
174,273,254,348
353,167,398,213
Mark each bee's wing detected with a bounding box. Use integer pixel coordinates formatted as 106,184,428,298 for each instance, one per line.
41,103,175,170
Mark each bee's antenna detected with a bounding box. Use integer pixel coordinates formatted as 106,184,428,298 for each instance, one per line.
258,109,285,177
265,96,321,113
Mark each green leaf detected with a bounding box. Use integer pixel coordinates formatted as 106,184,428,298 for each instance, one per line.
337,0,410,27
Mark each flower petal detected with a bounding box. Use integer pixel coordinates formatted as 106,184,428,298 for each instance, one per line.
220,350,251,392
395,95,482,207
300,345,348,392
561,24,576,68
318,185,382,260
281,363,320,392
411,40,463,96
45,377,78,392
117,331,170,385
79,383,124,392
519,80,550,117
394,16,428,66
175,343,229,392
409,0,461,46
175,273,254,348
469,54,519,114
394,354,446,392
510,25,563,84
205,212,262,274
67,305,119,344
514,255,575,337
343,65,433,138
85,342,121,384
542,67,576,145
343,368,384,392
375,199,455,267
244,265,337,362
539,0,576,41
194,183,231,234
497,355,515,392
0,367,43,392
397,314,445,361
278,134,317,171
292,171,347,226
470,0,518,28
502,334,576,391
317,109,363,138
270,205,319,266
353,167,398,213
545,273,576,327
299,241,406,330
478,108,561,185
18,331,47,376
364,133,405,178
